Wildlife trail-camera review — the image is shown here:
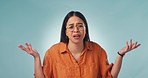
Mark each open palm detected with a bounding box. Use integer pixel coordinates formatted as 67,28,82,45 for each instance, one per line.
119,39,141,55
18,43,39,58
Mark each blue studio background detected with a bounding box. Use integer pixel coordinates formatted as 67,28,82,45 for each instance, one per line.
0,0,147,78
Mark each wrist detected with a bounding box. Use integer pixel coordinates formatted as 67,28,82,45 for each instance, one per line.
34,55,40,60
118,51,125,57
33,52,40,58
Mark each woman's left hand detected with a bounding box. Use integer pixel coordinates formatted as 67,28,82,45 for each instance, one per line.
119,39,141,55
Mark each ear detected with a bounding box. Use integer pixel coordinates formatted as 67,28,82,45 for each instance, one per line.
65,30,69,39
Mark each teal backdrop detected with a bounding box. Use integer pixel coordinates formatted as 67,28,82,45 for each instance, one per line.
0,0,147,78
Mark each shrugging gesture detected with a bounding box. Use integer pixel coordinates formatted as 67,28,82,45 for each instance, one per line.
118,39,141,56
18,43,44,78
111,39,141,78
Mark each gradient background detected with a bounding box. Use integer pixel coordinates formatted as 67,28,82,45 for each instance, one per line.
0,0,147,78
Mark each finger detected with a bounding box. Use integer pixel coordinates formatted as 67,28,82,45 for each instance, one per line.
132,42,136,49
126,41,129,51
133,42,141,49
29,43,33,51
18,44,27,51
135,41,138,46
28,43,33,51
29,44,36,55
25,43,31,51
129,39,132,50
135,43,141,48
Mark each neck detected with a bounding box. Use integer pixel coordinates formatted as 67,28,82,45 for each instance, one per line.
68,41,84,54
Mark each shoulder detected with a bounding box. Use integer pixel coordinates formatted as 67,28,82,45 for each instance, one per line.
88,41,103,49
88,41,107,55
45,42,66,55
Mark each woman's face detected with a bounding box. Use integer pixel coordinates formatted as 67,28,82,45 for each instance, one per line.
66,16,86,44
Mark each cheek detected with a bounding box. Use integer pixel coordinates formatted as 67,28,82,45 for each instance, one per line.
66,30,71,37
83,29,87,38
80,30,86,38
83,29,86,35
66,30,68,36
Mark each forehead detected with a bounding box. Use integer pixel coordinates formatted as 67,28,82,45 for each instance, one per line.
67,16,84,25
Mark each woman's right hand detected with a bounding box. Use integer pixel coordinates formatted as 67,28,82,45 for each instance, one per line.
18,43,39,58
18,43,44,78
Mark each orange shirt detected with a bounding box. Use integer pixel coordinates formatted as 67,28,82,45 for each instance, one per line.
43,41,113,78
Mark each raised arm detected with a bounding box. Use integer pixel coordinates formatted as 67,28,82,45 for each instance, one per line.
18,43,44,78
111,39,141,78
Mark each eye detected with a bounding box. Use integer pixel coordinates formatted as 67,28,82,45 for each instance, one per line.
68,25,74,29
77,25,84,28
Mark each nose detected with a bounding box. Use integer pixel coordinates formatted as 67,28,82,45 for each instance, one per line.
73,26,79,32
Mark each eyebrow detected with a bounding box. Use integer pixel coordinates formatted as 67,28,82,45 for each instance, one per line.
68,24,74,26
68,23,83,26
77,23,83,25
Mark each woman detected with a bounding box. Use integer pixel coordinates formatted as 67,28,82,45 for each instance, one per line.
18,11,140,78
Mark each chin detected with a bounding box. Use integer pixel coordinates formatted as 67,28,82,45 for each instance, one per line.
71,39,83,44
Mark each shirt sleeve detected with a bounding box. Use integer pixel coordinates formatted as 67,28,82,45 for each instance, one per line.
43,50,53,78
99,48,113,78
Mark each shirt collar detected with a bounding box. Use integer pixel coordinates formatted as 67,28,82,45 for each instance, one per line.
59,42,67,54
59,41,93,54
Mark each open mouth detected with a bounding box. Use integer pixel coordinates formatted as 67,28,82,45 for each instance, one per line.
73,34,81,39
